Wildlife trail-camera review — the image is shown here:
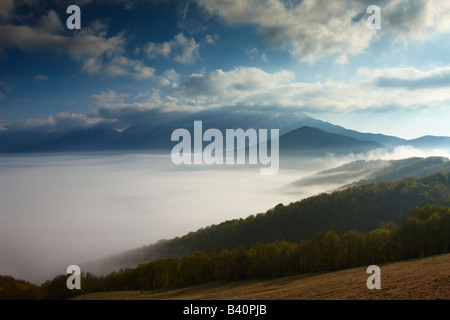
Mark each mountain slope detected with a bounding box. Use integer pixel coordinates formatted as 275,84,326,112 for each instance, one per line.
404,135,450,150
0,111,395,153
290,156,450,190
1,111,448,153
0,111,313,152
76,253,450,300
84,171,450,275
279,126,385,155
301,118,406,146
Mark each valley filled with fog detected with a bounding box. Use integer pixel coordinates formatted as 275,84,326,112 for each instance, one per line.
1,146,449,284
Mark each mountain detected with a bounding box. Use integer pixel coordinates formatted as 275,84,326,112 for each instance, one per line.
84,171,450,275
0,128,120,152
290,156,450,191
404,135,450,150
0,111,313,152
115,111,314,150
279,126,385,156
298,118,406,146
1,111,448,152
349,156,450,186
298,118,449,149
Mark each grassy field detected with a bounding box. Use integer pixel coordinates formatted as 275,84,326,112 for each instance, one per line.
74,253,449,300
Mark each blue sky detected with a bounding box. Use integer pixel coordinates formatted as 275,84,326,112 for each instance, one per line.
1,0,450,139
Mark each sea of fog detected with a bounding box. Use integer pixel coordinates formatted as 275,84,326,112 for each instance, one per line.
1,146,448,284
0,153,317,284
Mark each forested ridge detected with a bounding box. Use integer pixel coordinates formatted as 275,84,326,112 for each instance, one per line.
4,204,448,299
2,172,450,299
97,171,450,270
348,156,450,187
0,276,44,300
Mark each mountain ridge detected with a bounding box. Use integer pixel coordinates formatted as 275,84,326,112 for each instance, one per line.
83,170,450,275
1,111,448,154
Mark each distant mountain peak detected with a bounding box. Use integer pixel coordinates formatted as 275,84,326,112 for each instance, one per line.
0,111,448,153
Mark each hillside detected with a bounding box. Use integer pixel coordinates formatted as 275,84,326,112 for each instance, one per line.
85,171,450,275
290,157,450,191
0,111,310,152
10,204,449,300
1,108,448,153
74,253,450,300
279,126,385,156
0,275,44,300
354,157,450,185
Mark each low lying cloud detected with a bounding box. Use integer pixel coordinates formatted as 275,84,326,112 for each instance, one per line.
172,65,450,113
5,62,450,132
173,67,294,98
6,113,102,132
87,89,196,128
364,67,450,90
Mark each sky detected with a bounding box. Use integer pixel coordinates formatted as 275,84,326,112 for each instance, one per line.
1,0,450,139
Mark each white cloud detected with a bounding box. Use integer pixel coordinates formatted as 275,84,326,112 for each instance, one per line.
246,47,267,62
145,33,200,64
334,54,348,65
92,89,193,116
92,90,130,108
173,66,450,113
246,47,257,57
0,24,125,60
197,0,374,62
0,11,154,80
204,34,216,44
38,10,64,33
6,113,101,131
382,0,450,40
82,56,156,80
34,75,49,81
173,67,294,99
360,66,450,89
7,65,450,132
160,69,180,87
196,0,450,62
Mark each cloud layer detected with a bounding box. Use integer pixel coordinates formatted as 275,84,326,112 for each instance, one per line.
172,65,450,113
0,4,156,80
5,63,450,132
197,0,450,62
145,33,200,64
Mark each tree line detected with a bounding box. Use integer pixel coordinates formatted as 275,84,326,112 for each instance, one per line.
103,171,450,271
38,204,450,299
